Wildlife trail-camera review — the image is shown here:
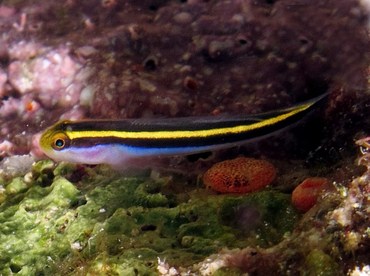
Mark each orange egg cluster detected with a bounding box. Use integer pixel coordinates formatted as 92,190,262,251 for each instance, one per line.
203,157,277,194
291,177,329,213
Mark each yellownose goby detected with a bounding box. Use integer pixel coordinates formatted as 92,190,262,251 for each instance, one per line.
39,93,327,167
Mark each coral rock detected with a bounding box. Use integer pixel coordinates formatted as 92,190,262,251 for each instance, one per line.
203,157,276,194
291,177,329,213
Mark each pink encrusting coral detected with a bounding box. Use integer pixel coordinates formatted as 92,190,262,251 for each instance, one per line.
203,157,276,194
8,42,90,108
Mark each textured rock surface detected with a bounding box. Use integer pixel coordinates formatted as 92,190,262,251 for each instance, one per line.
0,0,366,157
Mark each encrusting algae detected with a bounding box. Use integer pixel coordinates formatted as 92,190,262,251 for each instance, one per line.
0,160,298,275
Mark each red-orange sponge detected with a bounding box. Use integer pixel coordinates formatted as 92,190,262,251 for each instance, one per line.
292,177,329,213
203,157,277,194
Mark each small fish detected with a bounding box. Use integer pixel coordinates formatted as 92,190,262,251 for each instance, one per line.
39,94,327,167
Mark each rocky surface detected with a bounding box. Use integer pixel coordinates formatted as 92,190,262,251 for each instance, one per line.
0,0,366,158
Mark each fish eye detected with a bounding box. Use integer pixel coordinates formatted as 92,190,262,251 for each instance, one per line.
55,139,64,148
51,133,69,150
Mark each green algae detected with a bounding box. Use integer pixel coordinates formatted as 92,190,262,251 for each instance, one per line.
5,177,28,195
219,191,299,246
303,249,340,276
0,162,300,274
213,267,244,276
0,176,80,275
